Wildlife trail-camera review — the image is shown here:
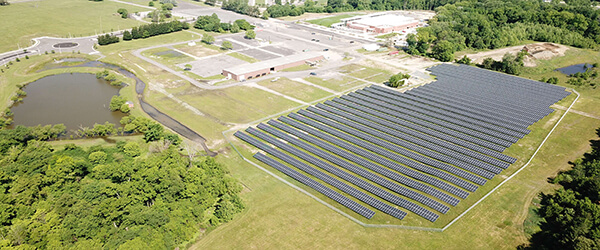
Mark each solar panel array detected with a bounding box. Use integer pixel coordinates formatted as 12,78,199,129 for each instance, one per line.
234,64,570,222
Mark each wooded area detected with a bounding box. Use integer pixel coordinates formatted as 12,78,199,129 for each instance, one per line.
0,125,244,249
526,127,600,249
409,0,600,61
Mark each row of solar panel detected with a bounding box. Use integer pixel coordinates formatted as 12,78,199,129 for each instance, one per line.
423,72,565,109
429,64,569,96
342,95,515,147
407,86,541,125
273,117,464,204
428,64,569,96
318,101,512,169
369,85,533,130
253,152,376,219
236,131,409,220
314,103,507,172
325,99,515,161
250,125,443,221
363,86,531,136
425,70,568,111
354,90,525,143
416,82,552,121
303,107,494,182
429,79,565,109
284,113,473,199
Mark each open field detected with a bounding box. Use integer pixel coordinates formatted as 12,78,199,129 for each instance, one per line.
192,109,600,249
186,46,600,248
257,77,333,103
306,14,362,27
305,75,365,92
0,0,148,53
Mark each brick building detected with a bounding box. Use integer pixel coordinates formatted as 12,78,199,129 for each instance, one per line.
222,53,324,81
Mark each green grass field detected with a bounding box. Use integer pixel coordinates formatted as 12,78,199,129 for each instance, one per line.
228,52,260,63
0,0,148,53
187,47,600,248
257,77,333,103
307,14,362,27
304,76,366,92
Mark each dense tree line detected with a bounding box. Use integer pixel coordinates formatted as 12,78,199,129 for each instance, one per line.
0,125,243,249
194,14,253,33
525,127,600,249
97,34,120,46
266,0,459,18
123,21,189,41
408,0,600,60
222,0,260,17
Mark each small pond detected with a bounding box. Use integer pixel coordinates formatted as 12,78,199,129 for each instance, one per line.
556,63,594,75
10,73,125,131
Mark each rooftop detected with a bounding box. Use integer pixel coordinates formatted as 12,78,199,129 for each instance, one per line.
348,14,417,28
223,52,323,75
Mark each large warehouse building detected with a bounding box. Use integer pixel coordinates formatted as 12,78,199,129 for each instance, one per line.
337,13,419,34
222,53,324,81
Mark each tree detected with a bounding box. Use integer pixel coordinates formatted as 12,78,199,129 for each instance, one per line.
261,10,270,20
230,23,240,33
455,55,472,65
431,40,455,62
202,34,215,44
205,0,216,5
184,64,192,70
109,96,126,111
221,41,233,50
143,123,164,142
120,103,130,113
161,3,173,10
0,0,10,6
122,141,141,157
387,72,410,88
245,30,256,39
117,8,129,18
149,1,154,6
123,30,132,41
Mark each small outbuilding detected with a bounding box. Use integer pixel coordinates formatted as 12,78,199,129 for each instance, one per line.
222,53,325,81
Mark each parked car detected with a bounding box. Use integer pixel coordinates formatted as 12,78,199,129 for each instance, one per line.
323,49,329,51
350,41,355,43
309,72,317,76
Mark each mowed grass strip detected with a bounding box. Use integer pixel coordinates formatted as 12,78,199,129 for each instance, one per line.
142,47,194,68
174,86,299,124
258,78,332,103
304,75,365,92
0,0,147,53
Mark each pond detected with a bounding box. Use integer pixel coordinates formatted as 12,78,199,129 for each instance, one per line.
10,73,125,131
556,63,594,75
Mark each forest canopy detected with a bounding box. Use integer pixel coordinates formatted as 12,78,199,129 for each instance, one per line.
0,126,244,249
526,127,600,249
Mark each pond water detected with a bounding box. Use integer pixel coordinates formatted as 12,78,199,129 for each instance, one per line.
556,63,594,75
10,73,125,131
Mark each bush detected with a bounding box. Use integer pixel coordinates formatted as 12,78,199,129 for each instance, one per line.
89,151,107,164
123,142,141,157
120,103,131,113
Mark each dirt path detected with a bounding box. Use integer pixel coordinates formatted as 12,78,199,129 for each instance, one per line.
551,104,600,120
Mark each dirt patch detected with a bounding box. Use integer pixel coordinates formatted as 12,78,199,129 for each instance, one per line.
464,43,569,67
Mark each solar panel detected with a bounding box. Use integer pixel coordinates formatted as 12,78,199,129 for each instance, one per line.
253,152,376,219
233,64,570,222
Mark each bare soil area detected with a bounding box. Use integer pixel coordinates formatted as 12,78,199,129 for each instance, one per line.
464,43,569,67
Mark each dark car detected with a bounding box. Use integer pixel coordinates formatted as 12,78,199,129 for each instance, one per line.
350,41,355,43
309,72,317,76
323,49,329,51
